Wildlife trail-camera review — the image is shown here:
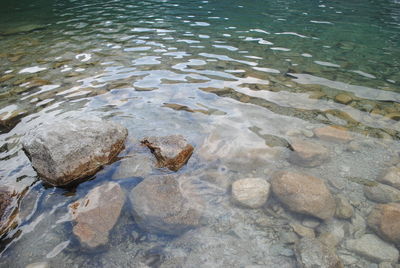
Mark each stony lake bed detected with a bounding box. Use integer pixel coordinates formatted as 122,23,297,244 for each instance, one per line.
0,0,400,267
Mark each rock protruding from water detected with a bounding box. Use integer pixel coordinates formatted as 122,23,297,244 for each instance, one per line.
314,126,352,143
271,171,336,220
69,182,125,248
231,178,270,208
22,119,128,186
129,175,202,235
288,139,330,167
346,234,399,263
141,135,194,171
367,203,400,245
294,237,343,268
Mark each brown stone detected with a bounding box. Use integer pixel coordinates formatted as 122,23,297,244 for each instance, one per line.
271,171,336,220
288,139,330,167
0,187,18,237
141,135,194,171
335,195,353,219
335,93,353,105
367,203,400,245
69,182,125,248
314,126,352,142
0,74,15,83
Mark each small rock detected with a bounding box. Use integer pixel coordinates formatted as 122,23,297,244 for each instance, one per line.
335,195,353,219
302,218,321,229
69,182,125,248
271,171,336,220
290,223,315,238
0,186,17,236
335,93,353,105
346,234,399,263
314,126,352,143
288,139,330,167
231,178,270,208
317,219,345,248
378,167,400,190
295,237,343,268
129,175,202,235
350,212,366,239
141,135,194,171
25,262,49,268
0,74,15,83
22,119,128,186
367,203,400,245
338,254,358,265
112,153,155,180
379,262,394,268
364,183,400,203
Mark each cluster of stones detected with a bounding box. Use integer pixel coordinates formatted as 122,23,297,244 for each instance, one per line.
2,118,199,250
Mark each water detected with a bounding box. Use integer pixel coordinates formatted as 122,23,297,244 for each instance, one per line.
0,0,400,266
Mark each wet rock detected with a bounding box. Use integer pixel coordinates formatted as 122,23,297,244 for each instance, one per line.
0,74,15,83
112,153,155,180
129,175,202,235
295,237,343,268
346,234,399,263
335,93,353,105
364,183,400,203
22,119,127,186
350,212,366,238
0,186,17,236
231,178,270,208
335,195,353,219
290,223,315,238
314,126,352,143
367,203,400,245
317,219,345,248
271,171,336,220
69,182,125,248
288,138,330,167
141,135,194,171
378,167,400,190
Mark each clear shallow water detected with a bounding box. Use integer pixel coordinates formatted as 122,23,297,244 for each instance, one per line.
0,0,400,267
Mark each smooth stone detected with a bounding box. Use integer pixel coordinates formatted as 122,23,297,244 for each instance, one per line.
302,218,321,229
271,171,336,220
364,183,400,203
25,262,49,268
335,93,353,105
367,203,400,245
317,219,345,249
69,182,124,248
314,126,352,143
22,119,127,186
288,138,330,167
290,223,315,238
335,195,353,219
295,237,343,268
378,167,400,190
231,178,270,208
112,153,155,180
129,175,202,235
346,234,399,263
141,135,194,171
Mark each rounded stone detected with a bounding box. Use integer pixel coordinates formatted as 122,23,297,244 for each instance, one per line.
367,203,400,245
231,178,271,208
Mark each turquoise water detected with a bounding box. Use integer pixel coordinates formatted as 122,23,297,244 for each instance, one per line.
0,0,400,267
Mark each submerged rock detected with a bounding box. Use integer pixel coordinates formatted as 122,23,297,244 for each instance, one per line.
22,119,128,186
129,175,202,235
112,153,155,180
378,167,400,190
367,203,400,245
314,126,352,143
69,182,125,248
0,186,17,237
346,234,399,263
334,195,353,219
141,135,194,171
364,183,400,203
231,178,270,208
288,139,330,167
335,93,353,105
271,171,336,220
294,237,343,268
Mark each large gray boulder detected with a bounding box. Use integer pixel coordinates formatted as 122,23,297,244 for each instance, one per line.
129,175,202,235
22,119,128,186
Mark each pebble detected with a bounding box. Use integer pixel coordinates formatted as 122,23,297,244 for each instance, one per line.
231,178,271,209
364,183,400,203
